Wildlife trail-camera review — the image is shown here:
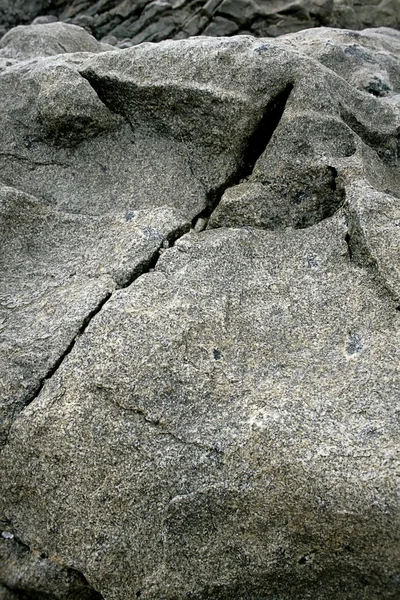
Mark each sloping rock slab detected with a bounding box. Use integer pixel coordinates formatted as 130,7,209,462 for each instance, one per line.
2,216,400,599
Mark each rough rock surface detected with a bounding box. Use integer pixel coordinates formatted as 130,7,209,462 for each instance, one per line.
0,19,399,600
0,0,399,46
0,22,112,60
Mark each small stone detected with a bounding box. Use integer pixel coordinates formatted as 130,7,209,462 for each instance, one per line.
193,217,208,232
31,15,58,25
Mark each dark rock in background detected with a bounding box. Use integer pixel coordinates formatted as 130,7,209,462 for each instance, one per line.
0,0,399,46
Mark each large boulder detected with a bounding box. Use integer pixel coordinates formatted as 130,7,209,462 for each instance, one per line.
0,23,399,600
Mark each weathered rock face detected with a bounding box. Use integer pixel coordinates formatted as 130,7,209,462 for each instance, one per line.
0,0,400,46
0,20,399,600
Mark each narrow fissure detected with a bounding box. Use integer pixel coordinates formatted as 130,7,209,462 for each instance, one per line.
24,292,112,408
23,223,189,410
345,232,353,260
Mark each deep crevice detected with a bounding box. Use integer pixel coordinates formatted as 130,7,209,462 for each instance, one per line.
192,82,293,226
241,83,294,178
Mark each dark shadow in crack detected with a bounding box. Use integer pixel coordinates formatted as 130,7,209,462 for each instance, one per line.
241,83,294,180
193,82,294,227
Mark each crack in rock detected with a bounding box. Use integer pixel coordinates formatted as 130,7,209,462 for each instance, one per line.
22,222,190,411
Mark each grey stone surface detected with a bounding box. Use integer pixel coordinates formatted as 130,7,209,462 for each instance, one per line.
0,182,188,447
0,21,399,600
2,217,400,599
0,22,111,60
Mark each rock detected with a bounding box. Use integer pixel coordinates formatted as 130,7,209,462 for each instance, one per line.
0,23,399,600
208,28,400,234
100,34,118,45
0,22,110,60
31,15,59,25
2,216,400,599
0,0,65,31
0,182,188,447
1,0,400,44
202,16,239,36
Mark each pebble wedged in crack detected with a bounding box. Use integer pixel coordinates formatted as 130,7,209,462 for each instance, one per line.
0,22,399,600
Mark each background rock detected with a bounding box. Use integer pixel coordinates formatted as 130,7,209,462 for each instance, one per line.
0,22,111,60
0,0,399,46
0,16,399,600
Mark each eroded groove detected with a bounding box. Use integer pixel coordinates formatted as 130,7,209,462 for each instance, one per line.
340,108,399,161
113,400,223,454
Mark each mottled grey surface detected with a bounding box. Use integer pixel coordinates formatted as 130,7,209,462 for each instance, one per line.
0,20,399,600
0,533,103,600
0,183,188,447
0,22,111,60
